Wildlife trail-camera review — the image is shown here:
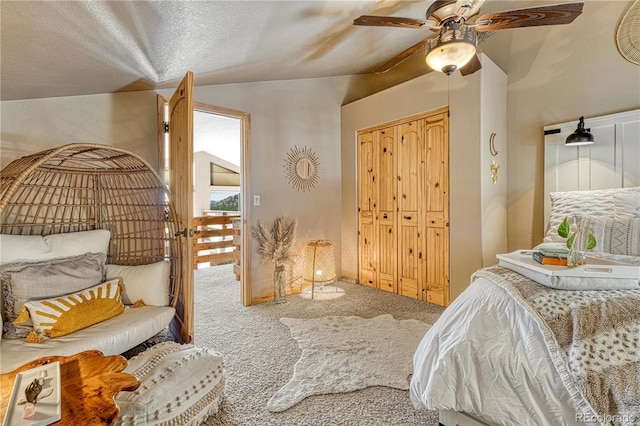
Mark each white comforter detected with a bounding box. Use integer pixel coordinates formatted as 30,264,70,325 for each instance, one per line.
410,277,582,426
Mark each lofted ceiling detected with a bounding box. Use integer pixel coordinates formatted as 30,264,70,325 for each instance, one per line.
1,0,435,100
0,0,598,102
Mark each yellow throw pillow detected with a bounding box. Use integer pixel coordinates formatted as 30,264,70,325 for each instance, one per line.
24,279,125,339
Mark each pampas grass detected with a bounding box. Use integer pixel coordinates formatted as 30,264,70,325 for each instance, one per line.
251,216,297,266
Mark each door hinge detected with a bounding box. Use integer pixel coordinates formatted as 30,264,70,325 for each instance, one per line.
163,121,169,133
175,228,201,238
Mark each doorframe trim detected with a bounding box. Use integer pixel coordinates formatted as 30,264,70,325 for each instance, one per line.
157,96,253,306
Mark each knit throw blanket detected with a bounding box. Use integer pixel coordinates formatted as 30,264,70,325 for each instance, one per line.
472,266,640,425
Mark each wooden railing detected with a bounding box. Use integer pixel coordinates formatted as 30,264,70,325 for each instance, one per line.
193,212,240,270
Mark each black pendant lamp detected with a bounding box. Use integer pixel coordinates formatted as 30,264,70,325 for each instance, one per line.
565,116,594,145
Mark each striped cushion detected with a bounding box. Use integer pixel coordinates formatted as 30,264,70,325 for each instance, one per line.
579,216,640,256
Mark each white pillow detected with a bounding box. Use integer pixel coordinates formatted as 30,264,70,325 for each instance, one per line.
613,189,640,218
106,261,170,306
44,229,111,257
579,215,640,256
0,234,55,264
544,188,617,243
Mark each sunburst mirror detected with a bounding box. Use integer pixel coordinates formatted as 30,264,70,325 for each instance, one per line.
284,145,320,192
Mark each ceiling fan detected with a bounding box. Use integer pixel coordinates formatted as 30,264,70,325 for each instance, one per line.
354,0,584,76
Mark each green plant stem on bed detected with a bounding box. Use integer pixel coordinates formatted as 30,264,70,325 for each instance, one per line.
558,216,596,250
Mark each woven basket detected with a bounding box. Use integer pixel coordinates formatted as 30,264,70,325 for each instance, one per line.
0,143,183,310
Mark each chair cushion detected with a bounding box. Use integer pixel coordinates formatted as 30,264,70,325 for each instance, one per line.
1,252,106,339
0,234,54,264
0,305,175,373
43,229,111,257
106,262,170,306
116,342,225,426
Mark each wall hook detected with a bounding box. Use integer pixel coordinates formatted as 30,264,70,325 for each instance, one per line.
489,133,498,156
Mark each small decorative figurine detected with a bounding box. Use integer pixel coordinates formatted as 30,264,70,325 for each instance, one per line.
490,160,500,184
18,371,53,419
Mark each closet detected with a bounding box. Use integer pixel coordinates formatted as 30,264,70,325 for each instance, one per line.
358,107,449,306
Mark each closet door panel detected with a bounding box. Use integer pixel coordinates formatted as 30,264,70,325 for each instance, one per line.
377,128,396,213
378,216,396,293
358,131,377,288
398,120,424,300
377,126,397,293
358,132,376,211
399,224,419,298
425,118,447,212
424,113,449,306
359,213,376,287
426,227,446,284
398,121,422,213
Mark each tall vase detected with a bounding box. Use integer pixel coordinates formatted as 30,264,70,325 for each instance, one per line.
567,218,587,268
273,263,288,303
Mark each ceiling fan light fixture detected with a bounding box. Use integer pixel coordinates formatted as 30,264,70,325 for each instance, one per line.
425,41,476,75
425,21,477,75
565,116,594,145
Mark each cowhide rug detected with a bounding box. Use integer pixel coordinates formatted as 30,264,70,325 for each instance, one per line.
267,314,431,412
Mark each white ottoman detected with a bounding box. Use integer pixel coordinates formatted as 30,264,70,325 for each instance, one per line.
115,342,225,426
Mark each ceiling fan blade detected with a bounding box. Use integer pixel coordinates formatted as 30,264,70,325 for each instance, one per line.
373,37,434,73
459,53,482,76
474,2,584,32
353,15,435,29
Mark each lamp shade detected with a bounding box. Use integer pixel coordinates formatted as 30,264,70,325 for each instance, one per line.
302,240,336,284
425,21,477,75
425,41,476,75
565,116,594,145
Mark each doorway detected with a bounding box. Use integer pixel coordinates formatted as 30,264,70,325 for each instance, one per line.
158,96,252,307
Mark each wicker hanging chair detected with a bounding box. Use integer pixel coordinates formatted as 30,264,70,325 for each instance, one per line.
0,144,184,319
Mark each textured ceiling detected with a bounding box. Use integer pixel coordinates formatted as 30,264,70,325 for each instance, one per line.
0,1,614,102
1,0,441,100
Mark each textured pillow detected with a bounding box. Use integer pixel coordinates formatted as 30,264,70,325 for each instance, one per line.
44,229,111,257
613,189,640,218
24,278,124,339
1,252,106,339
579,216,640,256
106,262,170,306
0,234,55,264
544,188,620,243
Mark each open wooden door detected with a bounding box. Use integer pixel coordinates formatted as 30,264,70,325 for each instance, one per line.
167,71,195,343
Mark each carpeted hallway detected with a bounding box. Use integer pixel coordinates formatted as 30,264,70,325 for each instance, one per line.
195,264,443,426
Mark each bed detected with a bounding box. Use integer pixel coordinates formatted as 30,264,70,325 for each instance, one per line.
0,144,186,374
410,185,640,426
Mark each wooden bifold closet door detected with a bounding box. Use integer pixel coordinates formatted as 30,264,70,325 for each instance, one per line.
357,108,450,306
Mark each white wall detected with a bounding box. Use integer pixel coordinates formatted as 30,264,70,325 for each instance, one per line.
0,91,158,169
1,76,350,301
480,58,508,265
341,54,505,301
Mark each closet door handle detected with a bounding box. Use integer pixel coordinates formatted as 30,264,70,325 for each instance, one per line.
383,213,388,219
404,215,412,220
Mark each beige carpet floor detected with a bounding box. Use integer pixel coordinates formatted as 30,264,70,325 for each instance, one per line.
195,264,444,426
